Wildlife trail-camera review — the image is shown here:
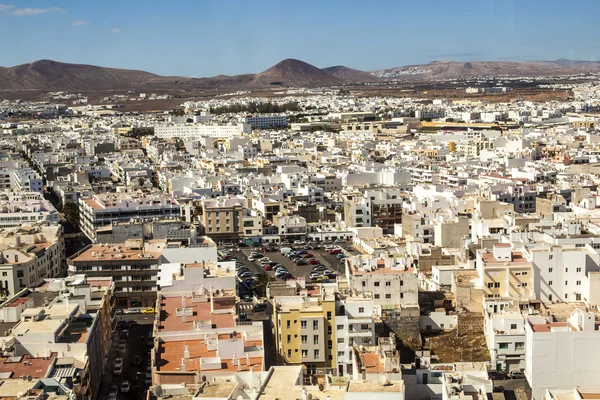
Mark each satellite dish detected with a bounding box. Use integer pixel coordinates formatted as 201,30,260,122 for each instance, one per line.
154,385,163,397
27,375,32,381
232,330,238,338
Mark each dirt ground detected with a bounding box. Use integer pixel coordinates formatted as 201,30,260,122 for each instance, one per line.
423,331,491,363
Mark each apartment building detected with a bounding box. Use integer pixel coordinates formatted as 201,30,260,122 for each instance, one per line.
0,224,65,297
243,115,288,129
476,244,534,300
0,275,114,400
11,168,43,193
79,192,181,241
201,197,254,242
525,308,600,399
67,240,160,308
489,185,537,213
273,291,336,376
346,255,419,309
344,189,405,234
524,245,600,304
402,212,435,244
152,262,264,385
334,295,377,376
154,122,250,139
483,299,526,373
0,192,60,228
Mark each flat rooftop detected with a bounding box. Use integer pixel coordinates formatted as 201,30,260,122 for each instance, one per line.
70,244,161,262
347,380,405,392
258,366,345,400
158,297,235,333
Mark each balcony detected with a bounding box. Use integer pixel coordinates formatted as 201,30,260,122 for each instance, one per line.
348,330,372,338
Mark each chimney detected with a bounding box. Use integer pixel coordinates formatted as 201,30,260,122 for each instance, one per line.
184,346,190,359
182,295,186,309
210,285,214,313
246,353,250,366
180,358,186,372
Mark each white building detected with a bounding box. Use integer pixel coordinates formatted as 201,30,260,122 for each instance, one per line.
154,123,250,139
483,299,526,373
243,115,288,129
525,309,600,399
335,296,377,376
0,192,60,228
11,168,43,194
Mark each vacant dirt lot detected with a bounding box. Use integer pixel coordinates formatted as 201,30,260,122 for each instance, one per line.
424,331,490,363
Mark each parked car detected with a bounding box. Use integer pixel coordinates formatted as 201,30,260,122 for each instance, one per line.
308,259,320,265
142,308,155,314
263,264,273,271
281,273,294,280
108,385,119,400
336,253,347,260
293,240,305,245
114,358,123,375
301,253,314,259
309,272,322,280
252,303,267,312
323,269,336,276
487,371,509,380
328,248,342,255
296,250,308,255
509,370,525,379
115,309,123,315
239,272,253,278
120,380,131,393
312,265,326,272
315,275,330,282
127,308,141,315
295,259,308,266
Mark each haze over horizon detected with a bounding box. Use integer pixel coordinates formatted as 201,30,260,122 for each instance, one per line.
2,0,600,77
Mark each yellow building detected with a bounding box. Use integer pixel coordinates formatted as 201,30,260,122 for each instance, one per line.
476,243,533,300
273,291,336,376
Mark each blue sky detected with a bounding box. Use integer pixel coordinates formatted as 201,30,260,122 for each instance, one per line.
1,0,599,77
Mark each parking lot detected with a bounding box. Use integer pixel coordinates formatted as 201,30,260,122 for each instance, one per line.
231,244,354,284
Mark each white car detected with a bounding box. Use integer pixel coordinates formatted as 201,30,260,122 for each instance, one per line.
120,380,130,393
113,358,123,375
108,385,119,400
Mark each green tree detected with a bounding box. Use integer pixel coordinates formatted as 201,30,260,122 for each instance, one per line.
63,202,80,228
253,274,273,297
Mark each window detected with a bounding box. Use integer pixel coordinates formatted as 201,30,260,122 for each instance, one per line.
549,281,553,286
328,326,332,335
576,293,582,301
577,281,581,286
16,270,23,278
337,338,344,344
565,281,568,286
287,335,291,343
314,350,319,358
327,311,331,320
565,268,568,273
577,268,582,273
328,340,332,349
510,324,517,330
374,294,380,299
314,335,319,345
374,281,380,287
1,272,5,277
313,320,318,330
358,307,364,313
499,343,509,349
522,283,528,287
385,281,391,286
361,324,369,330
400,280,404,286
487,282,494,288
548,268,553,273
515,342,525,350
301,335,307,344
302,350,308,359
362,281,366,287
337,325,343,330
386,294,391,299
301,321,307,329
287,321,291,328
549,255,553,260
494,282,501,288
400,293,404,298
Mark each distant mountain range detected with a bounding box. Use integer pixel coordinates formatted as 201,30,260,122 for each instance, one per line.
1,58,600,92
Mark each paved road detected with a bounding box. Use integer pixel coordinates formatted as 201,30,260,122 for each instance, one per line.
98,316,154,400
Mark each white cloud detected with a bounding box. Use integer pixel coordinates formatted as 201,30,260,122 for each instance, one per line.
12,7,65,16
0,4,14,11
73,20,89,26
110,27,121,34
